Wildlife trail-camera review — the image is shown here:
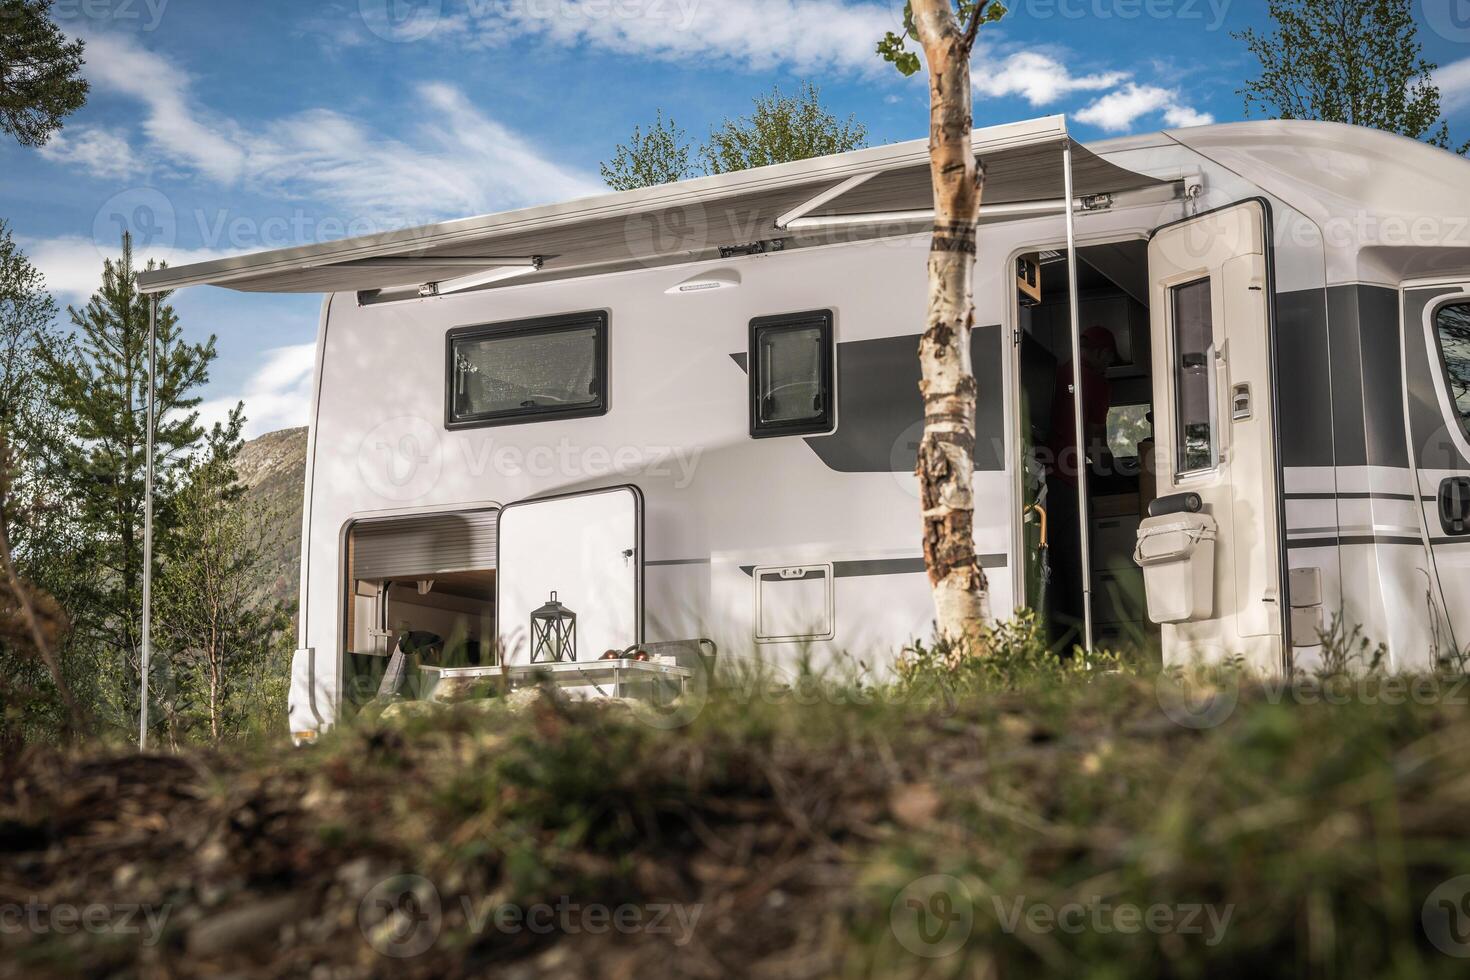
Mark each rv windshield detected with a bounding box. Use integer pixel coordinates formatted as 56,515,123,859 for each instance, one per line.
1435,301,1470,439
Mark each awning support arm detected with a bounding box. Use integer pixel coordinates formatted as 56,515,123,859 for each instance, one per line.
773,173,877,230
1062,139,1095,654
140,293,157,748
780,179,1189,234
312,256,543,271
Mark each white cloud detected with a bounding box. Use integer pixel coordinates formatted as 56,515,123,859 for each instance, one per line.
80,31,248,184
248,84,600,220
1076,83,1212,133
974,51,1126,107
1163,104,1215,128
198,343,317,440
467,4,1197,133
68,31,600,225
1438,57,1470,113
18,234,242,303
38,126,142,180
472,0,897,74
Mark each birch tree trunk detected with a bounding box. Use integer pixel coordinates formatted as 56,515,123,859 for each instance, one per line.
911,0,990,647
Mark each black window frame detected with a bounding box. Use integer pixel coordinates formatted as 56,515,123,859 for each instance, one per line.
748,310,836,439
445,310,609,430
1169,277,1218,476
1431,298,1470,443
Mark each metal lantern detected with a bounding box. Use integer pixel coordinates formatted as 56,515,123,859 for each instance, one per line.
530,591,577,663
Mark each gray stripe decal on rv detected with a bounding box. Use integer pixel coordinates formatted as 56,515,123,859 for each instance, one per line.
736,554,1008,578
1275,284,1407,469
1284,491,1426,502
1275,289,1334,468
729,327,1006,474
1288,536,1427,549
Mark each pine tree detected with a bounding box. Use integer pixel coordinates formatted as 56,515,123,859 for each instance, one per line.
0,220,89,739
0,0,88,146
1235,0,1469,155
156,411,292,743
41,232,219,733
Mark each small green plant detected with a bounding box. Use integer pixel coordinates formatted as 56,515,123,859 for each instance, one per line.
895,609,1128,694
1314,612,1388,677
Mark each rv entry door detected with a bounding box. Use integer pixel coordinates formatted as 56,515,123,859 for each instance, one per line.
1148,201,1283,669
496,485,643,663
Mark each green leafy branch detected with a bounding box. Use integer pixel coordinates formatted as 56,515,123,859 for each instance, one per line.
877,1,1008,76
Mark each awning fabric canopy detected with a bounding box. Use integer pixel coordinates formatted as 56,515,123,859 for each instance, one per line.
137,115,1169,298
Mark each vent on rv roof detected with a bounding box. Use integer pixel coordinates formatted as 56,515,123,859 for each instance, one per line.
351,510,499,581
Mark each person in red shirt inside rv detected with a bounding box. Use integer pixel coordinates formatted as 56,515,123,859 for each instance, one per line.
1048,325,1119,485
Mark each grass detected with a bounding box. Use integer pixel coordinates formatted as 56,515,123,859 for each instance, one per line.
3,633,1470,978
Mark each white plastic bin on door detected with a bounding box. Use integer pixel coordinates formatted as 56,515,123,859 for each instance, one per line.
1133,512,1217,623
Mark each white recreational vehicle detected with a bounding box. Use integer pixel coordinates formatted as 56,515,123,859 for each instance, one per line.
135,115,1470,738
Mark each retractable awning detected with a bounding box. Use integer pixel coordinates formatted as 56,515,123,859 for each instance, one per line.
136,115,1175,300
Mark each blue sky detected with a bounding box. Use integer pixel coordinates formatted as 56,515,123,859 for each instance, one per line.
4,0,1469,437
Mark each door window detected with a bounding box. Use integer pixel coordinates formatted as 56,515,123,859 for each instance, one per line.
1171,278,1217,474
1434,301,1470,440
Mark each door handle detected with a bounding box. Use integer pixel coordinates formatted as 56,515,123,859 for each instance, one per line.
1439,477,1470,535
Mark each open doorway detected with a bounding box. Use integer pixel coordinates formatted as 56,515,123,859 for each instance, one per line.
1017,240,1160,657
342,509,499,706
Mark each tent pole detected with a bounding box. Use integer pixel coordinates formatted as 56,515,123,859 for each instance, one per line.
1061,139,1094,654
140,293,157,749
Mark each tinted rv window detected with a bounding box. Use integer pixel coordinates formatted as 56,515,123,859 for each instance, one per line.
1435,302,1470,438
447,312,607,428
749,311,834,438
1171,278,1216,474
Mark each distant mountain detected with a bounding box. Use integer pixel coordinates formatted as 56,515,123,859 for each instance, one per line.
236,427,307,609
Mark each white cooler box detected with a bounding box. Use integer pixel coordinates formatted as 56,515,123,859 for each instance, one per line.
1133,512,1217,623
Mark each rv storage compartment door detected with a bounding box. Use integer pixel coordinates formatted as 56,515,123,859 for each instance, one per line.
496,486,641,664
1134,512,1217,623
